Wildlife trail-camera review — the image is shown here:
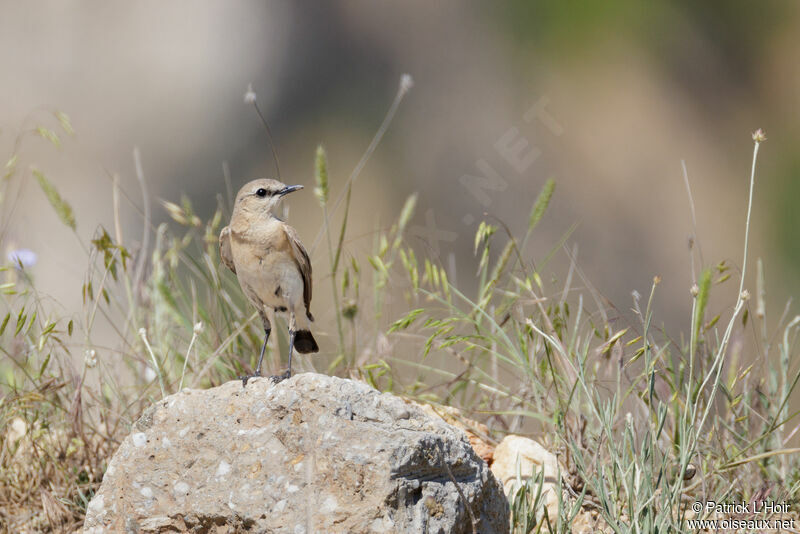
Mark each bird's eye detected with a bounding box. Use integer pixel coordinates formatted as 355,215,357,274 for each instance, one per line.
255,188,268,198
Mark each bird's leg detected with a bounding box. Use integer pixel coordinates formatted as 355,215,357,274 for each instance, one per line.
241,327,270,387
286,328,295,377
270,312,296,383
253,328,271,376
271,329,295,383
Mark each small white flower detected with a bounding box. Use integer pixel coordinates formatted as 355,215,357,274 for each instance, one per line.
690,284,699,297
751,129,766,143
143,366,157,383
84,349,98,368
193,321,204,335
138,327,147,338
7,248,37,268
740,289,750,301
244,83,257,104
399,74,414,97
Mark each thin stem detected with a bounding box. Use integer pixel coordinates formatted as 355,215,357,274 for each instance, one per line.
738,140,760,298
310,74,413,253
139,328,166,398
681,160,703,282
251,100,281,182
178,329,200,391
323,203,346,359
673,134,763,502
132,147,150,299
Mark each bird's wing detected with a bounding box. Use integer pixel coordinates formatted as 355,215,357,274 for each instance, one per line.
219,226,237,274
283,225,313,319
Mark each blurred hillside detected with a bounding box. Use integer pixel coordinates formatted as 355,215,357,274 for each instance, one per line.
2,1,799,338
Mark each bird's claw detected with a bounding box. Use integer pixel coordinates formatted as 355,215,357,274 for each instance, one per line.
269,370,292,384
240,371,261,387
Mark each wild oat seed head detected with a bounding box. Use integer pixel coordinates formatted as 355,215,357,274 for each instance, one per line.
752,129,766,143
314,145,329,205
399,73,414,97
244,83,257,104
162,200,187,225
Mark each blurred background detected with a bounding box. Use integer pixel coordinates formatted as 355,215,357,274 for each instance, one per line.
2,1,799,347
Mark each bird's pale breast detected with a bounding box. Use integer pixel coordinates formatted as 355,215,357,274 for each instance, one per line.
230,220,304,313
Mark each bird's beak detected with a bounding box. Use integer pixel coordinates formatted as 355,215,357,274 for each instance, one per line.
279,185,303,196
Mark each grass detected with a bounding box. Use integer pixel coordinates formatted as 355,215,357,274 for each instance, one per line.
385,129,800,532
0,94,798,534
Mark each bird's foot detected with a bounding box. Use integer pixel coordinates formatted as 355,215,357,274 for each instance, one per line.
269,369,292,384
240,371,262,387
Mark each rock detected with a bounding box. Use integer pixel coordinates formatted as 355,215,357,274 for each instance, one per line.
417,404,495,466
490,435,561,525
571,509,613,534
83,373,508,533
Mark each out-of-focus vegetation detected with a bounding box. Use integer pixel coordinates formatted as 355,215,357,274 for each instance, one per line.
389,131,800,531
1,79,799,532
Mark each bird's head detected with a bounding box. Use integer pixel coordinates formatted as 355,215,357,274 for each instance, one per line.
234,178,303,216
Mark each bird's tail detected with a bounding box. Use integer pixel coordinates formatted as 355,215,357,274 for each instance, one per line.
294,330,319,353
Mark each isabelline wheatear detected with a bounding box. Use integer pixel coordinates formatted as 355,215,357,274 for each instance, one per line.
220,179,318,385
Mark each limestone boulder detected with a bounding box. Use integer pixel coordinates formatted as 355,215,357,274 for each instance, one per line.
83,373,508,533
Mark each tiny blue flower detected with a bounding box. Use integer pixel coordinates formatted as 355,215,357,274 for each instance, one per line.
7,248,37,268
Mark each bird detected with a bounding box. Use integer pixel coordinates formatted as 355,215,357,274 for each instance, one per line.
219,178,318,386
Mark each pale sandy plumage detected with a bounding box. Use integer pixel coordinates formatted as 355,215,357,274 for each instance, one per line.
220,178,318,383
